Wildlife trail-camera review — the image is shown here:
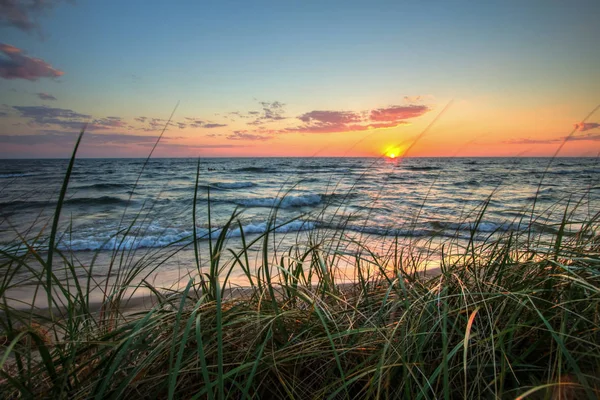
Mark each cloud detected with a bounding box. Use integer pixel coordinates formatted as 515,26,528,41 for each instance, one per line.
248,101,286,125
370,105,430,122
91,117,127,129
13,105,90,130
214,101,431,140
0,0,65,33
226,130,272,141
504,138,560,145
285,121,404,135
185,118,227,129
138,142,246,149
574,122,600,132
284,105,428,135
134,116,147,123
203,123,227,128
0,131,162,146
298,110,362,124
36,92,57,101
13,105,132,131
505,133,600,145
0,43,64,80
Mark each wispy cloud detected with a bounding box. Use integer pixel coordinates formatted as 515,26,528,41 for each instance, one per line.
36,92,57,101
574,122,600,132
226,130,272,141
248,101,286,125
13,106,136,131
504,138,560,145
0,43,64,80
0,0,65,33
203,123,227,128
184,118,227,129
505,133,600,145
91,116,127,129
137,142,245,149
0,131,161,146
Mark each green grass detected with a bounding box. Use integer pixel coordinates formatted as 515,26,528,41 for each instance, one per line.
1,144,599,398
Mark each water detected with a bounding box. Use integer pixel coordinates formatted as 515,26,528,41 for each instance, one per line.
1,157,599,294
1,157,599,250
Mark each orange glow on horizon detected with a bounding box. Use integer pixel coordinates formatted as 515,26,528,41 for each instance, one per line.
384,145,405,159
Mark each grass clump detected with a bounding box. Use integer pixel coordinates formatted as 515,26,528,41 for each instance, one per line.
1,144,599,399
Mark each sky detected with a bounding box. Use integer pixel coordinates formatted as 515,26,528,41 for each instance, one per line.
0,0,599,158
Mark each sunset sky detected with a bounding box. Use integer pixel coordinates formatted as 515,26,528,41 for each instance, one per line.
1,1,599,158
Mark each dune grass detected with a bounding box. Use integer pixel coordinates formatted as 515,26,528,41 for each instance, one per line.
1,143,599,399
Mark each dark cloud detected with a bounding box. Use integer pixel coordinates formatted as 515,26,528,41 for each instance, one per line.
36,92,56,101
574,122,600,132
134,116,147,123
0,111,8,117
0,43,64,80
370,105,430,122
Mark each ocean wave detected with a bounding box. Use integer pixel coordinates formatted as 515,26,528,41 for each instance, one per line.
64,196,131,206
429,221,514,233
0,173,37,179
453,179,480,187
318,223,430,237
214,181,255,189
0,196,133,210
232,194,322,208
56,220,316,251
233,166,276,173
403,166,442,171
72,182,132,190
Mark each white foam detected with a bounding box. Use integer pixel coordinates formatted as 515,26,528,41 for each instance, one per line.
55,220,316,251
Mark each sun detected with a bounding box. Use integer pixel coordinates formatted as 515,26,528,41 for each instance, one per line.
384,145,403,159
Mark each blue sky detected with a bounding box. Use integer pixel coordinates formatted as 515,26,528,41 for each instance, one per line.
1,0,599,157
